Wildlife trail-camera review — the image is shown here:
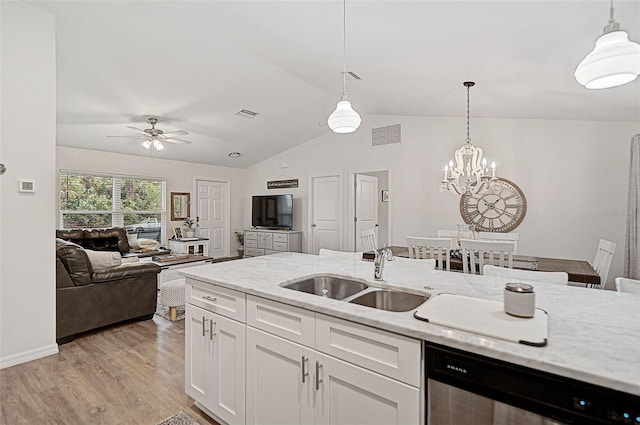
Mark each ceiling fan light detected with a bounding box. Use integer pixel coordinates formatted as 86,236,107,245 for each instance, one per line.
328,100,361,134
153,140,164,150
575,30,640,89
142,140,152,149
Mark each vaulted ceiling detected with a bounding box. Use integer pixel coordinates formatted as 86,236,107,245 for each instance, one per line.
31,1,640,168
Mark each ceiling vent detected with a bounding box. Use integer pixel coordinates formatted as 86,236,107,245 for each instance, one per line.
345,71,362,80
372,124,401,147
235,109,259,119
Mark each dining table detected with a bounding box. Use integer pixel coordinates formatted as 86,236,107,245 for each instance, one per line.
363,246,601,286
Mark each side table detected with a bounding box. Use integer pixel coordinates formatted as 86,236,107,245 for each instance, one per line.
168,238,209,255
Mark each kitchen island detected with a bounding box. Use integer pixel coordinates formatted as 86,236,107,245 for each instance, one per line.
180,252,640,424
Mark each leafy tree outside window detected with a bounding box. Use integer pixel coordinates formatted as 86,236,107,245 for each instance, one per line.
59,171,167,244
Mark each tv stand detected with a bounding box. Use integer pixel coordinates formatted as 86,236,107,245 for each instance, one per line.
244,229,301,258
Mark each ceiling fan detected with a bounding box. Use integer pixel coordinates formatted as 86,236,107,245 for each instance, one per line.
107,117,191,151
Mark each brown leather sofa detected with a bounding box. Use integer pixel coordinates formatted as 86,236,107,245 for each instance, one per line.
56,237,161,344
56,227,169,258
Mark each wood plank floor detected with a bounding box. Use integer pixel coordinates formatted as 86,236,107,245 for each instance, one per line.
0,316,220,425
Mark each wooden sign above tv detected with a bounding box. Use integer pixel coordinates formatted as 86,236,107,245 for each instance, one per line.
267,179,299,189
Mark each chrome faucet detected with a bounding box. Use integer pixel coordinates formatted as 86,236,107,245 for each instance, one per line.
374,248,392,281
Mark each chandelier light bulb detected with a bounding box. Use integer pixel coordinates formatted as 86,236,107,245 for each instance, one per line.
153,140,165,150
328,99,361,134
142,140,152,149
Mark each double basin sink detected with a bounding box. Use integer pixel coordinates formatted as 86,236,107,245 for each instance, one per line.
280,275,429,312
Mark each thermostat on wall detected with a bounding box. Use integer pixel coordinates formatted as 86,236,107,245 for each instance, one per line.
19,179,35,193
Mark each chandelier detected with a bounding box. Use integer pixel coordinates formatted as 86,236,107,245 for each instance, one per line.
440,81,496,196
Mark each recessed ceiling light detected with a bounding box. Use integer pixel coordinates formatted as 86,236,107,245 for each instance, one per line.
228,152,241,158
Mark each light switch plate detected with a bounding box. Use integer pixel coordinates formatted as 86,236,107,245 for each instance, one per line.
19,179,35,193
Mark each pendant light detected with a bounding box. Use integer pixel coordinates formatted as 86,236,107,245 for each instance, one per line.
575,0,640,89
327,0,361,134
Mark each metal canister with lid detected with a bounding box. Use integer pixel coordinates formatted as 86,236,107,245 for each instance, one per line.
504,282,535,318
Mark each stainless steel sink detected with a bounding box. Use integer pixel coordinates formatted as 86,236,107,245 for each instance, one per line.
347,289,429,312
281,276,369,300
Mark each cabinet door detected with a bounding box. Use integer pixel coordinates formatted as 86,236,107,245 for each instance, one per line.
315,352,420,425
258,232,273,249
185,304,213,404
246,327,314,425
186,304,246,425
211,312,246,425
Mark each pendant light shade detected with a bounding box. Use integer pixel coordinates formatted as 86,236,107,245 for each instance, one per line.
575,0,640,89
575,30,640,89
328,98,361,134
328,0,360,134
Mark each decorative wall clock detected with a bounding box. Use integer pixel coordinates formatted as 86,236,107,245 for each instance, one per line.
459,178,527,232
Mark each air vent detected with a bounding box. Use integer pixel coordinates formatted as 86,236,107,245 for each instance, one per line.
372,124,401,147
345,71,362,80
235,109,259,119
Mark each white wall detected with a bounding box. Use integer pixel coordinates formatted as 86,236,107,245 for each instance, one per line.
246,115,639,289
57,146,247,255
0,2,58,367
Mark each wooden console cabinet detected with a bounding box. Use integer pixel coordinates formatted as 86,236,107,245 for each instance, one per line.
243,229,301,257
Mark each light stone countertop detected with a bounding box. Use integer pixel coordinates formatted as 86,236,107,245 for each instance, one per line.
179,252,640,396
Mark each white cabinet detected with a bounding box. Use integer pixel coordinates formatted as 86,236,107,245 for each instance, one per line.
245,327,315,425
245,295,422,425
169,238,209,255
185,299,246,424
244,230,301,257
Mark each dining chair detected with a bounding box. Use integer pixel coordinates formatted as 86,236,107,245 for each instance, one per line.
614,277,640,294
591,239,616,289
459,239,515,274
436,229,460,247
476,232,519,254
319,248,363,260
406,236,453,271
483,265,568,285
360,228,377,252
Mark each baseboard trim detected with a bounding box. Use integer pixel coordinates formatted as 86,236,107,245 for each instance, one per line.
0,343,59,369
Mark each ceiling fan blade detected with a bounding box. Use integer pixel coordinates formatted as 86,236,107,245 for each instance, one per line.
163,138,192,145
106,135,149,139
125,125,149,135
162,129,189,136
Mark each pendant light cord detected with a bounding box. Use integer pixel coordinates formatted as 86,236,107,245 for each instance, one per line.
609,0,614,24
342,0,347,98
466,84,471,144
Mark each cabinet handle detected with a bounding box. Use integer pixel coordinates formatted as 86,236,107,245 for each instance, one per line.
202,316,208,337
301,355,309,383
210,321,216,340
315,361,323,390
202,295,217,303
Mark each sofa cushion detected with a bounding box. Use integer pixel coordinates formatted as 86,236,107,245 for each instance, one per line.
56,238,93,286
85,249,122,271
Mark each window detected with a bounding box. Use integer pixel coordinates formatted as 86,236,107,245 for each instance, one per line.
59,171,167,244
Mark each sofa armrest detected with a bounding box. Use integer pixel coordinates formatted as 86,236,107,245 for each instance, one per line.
92,262,161,283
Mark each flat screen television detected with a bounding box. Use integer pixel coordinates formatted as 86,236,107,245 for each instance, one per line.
251,194,293,230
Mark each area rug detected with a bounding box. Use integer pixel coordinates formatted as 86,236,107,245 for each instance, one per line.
155,292,185,322
155,410,201,425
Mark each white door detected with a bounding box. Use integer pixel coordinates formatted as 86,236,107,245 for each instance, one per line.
315,352,420,425
355,175,378,251
311,175,342,254
246,327,315,425
196,179,228,258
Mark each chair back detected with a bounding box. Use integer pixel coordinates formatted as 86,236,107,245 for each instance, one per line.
318,249,362,260
614,277,640,294
483,265,568,285
360,228,377,252
437,229,460,246
406,236,453,271
459,239,515,274
476,232,519,254
592,239,616,289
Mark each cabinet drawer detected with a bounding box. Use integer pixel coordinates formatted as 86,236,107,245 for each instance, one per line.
186,278,246,323
247,295,315,348
245,248,264,257
272,241,288,251
245,231,258,240
245,239,258,248
272,233,288,243
315,314,421,387
264,249,280,255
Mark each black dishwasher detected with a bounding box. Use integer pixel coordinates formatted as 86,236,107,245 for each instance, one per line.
426,343,640,425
